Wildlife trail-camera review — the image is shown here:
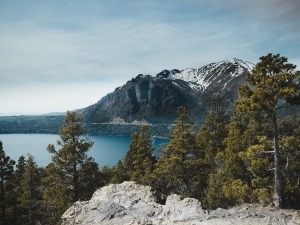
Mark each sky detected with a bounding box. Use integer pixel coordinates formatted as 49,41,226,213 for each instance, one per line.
1,0,300,115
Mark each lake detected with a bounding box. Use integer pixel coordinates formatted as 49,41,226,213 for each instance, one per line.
0,134,169,167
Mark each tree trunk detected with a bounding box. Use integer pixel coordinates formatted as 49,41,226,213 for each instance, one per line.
272,112,282,207
73,162,78,202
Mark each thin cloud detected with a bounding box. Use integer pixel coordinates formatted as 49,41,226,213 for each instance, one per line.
0,0,299,114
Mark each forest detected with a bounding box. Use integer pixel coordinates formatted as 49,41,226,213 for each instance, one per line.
1,53,300,225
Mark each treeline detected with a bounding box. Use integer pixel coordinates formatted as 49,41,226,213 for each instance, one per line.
85,123,174,136
0,115,173,136
0,115,64,134
0,53,300,225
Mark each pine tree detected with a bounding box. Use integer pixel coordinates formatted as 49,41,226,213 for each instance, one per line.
11,155,27,224
42,163,70,225
152,106,203,198
123,132,139,180
279,116,300,208
15,155,26,179
237,53,300,207
121,126,155,185
209,109,260,207
78,157,102,200
196,95,231,208
99,166,114,186
19,155,43,225
241,136,274,203
131,125,155,185
197,95,229,171
204,172,227,209
43,111,94,224
0,141,15,224
110,160,128,184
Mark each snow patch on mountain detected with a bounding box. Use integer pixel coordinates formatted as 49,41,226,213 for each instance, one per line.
156,58,255,92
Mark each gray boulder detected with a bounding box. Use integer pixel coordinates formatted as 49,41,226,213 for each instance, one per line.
61,181,204,225
62,181,300,225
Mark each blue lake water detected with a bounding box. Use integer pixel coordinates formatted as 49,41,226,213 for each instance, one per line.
0,134,169,167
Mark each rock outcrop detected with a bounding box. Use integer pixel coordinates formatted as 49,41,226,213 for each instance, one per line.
62,181,300,225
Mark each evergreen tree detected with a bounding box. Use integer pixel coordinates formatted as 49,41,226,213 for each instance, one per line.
196,95,231,208
204,172,227,209
0,141,15,224
237,53,300,207
121,126,155,185
219,112,255,207
15,155,26,179
197,95,229,171
9,155,26,224
131,125,155,185
152,107,204,198
110,160,128,184
279,116,300,208
42,163,70,225
78,157,102,200
219,70,276,207
19,155,43,225
99,165,114,186
239,136,274,203
123,132,139,180
43,111,94,224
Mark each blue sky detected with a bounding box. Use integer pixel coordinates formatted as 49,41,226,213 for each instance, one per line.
1,0,299,115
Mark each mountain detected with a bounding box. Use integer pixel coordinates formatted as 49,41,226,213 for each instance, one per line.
81,58,254,124
0,58,256,135
156,58,254,92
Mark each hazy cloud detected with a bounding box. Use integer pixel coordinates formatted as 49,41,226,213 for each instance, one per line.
0,0,299,114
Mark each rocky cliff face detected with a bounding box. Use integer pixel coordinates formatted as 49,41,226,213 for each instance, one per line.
81,59,254,124
82,75,199,124
61,181,300,225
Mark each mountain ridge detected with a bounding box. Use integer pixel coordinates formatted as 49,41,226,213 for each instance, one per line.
156,58,254,91
81,58,254,125
0,58,255,135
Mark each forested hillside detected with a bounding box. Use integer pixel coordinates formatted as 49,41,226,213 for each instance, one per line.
112,54,300,209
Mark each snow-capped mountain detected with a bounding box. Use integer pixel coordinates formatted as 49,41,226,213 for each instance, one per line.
81,58,254,125
156,58,254,91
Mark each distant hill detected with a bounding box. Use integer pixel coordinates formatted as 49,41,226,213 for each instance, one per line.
0,115,64,134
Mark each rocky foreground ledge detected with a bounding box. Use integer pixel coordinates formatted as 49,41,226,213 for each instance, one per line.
62,181,299,225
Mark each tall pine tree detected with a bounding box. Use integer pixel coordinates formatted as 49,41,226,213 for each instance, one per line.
197,95,229,171
120,126,155,185
123,132,139,181
0,141,15,225
237,53,300,207
152,107,204,198
131,125,155,185
19,154,43,225
197,95,231,208
43,111,95,224
278,116,300,208
221,112,255,206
